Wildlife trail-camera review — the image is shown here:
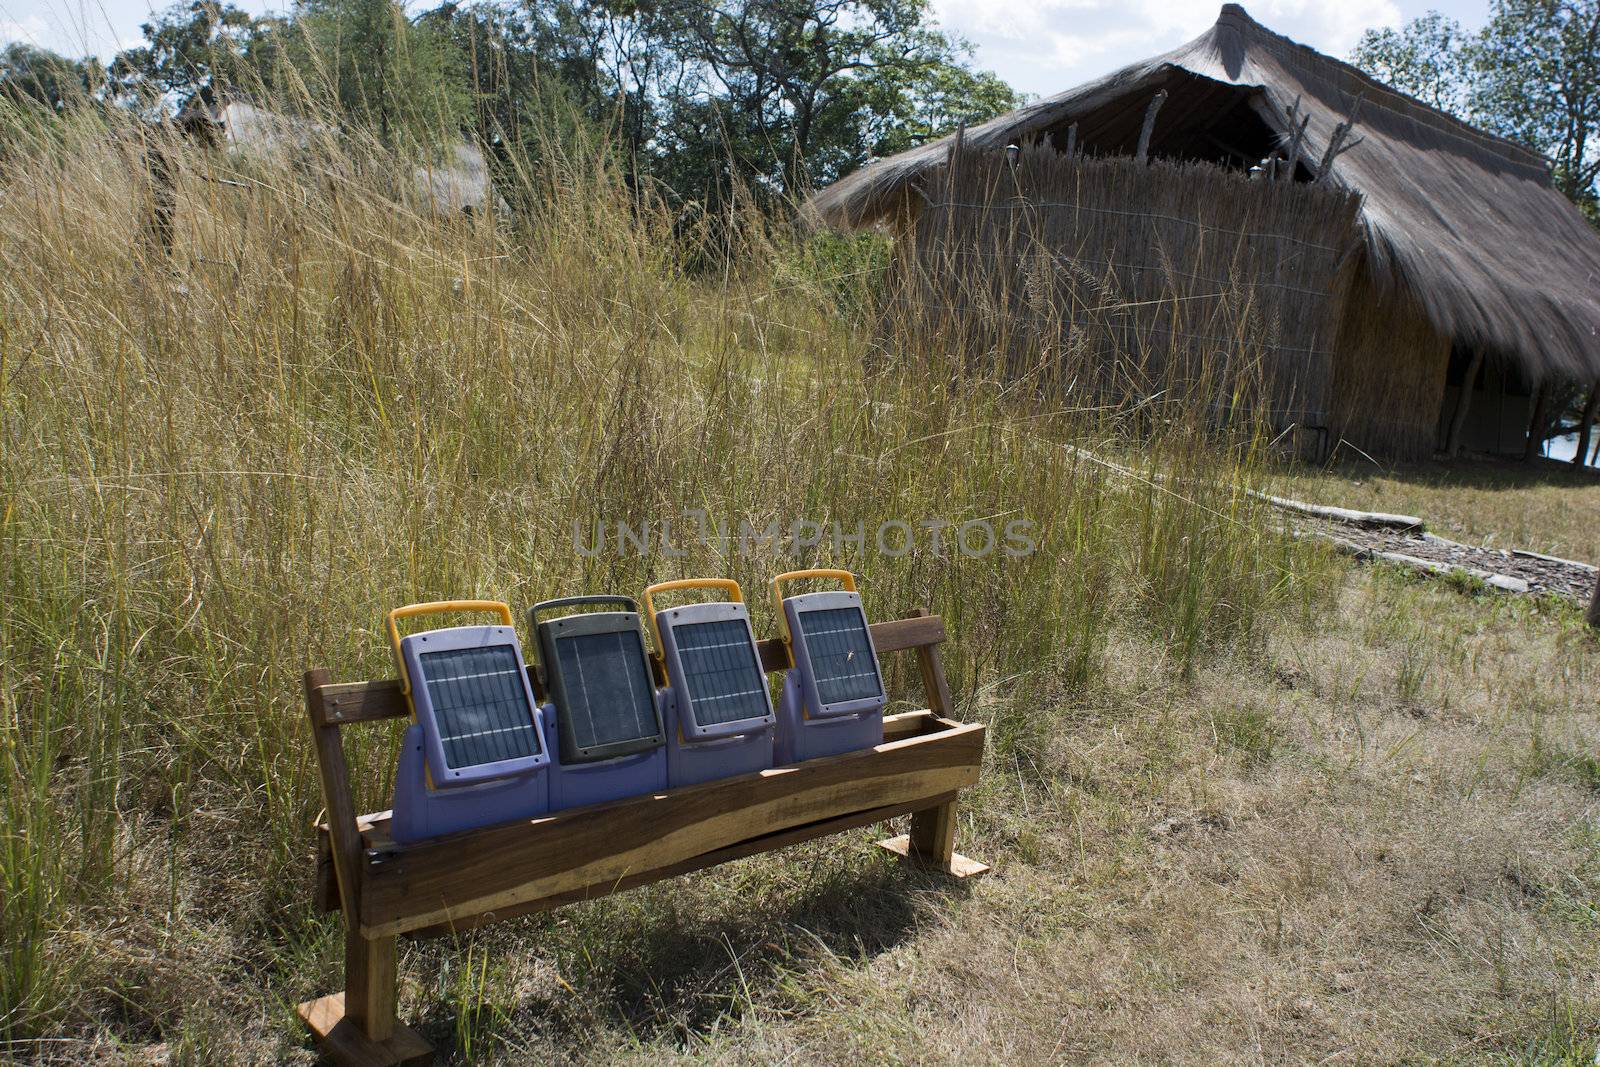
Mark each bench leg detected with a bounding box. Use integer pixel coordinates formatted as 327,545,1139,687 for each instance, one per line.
348,931,397,1040
877,797,990,878
298,933,433,1066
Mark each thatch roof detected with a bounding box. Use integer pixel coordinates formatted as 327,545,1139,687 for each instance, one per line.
809,4,1600,382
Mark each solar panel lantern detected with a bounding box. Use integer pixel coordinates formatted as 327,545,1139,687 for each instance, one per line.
386,600,551,843
645,578,775,787
772,569,886,764
529,595,668,810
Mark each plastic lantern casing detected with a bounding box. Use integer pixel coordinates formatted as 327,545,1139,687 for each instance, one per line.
529,596,668,810
386,601,551,844
645,579,775,787
772,570,887,765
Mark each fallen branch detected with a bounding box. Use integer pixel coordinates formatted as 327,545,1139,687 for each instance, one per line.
1254,494,1424,532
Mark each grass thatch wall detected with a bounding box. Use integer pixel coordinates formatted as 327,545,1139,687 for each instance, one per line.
887,146,1360,447
1331,266,1451,461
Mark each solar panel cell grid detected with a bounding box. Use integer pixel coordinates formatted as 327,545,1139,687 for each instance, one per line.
555,630,658,751
676,618,770,726
798,607,883,705
420,645,540,769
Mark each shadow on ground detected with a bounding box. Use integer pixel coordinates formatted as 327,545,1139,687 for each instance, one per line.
1316,453,1599,492
405,838,976,1058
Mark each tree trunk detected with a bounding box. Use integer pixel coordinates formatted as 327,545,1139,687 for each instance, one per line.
1573,381,1599,469
1524,382,1551,462
1446,349,1485,457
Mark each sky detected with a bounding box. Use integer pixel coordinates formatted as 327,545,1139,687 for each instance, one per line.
2,0,1489,97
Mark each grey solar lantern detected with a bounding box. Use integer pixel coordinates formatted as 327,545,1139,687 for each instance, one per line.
529,595,668,809
387,600,551,843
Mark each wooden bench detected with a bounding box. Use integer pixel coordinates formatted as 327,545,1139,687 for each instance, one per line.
300,609,987,1066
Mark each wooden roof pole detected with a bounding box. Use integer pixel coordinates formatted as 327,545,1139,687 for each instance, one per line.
1135,90,1168,163
1524,380,1552,462
1571,381,1599,469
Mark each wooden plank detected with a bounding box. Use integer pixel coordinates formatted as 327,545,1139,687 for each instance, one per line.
912,612,956,718
908,797,958,865
315,679,408,727
296,992,434,1067
306,670,398,1042
404,791,958,939
312,710,951,917
881,709,937,744
876,835,991,878
359,721,986,937
346,932,396,1045
308,614,948,729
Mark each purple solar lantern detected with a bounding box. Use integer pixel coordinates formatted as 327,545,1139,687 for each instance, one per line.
528,595,668,811
387,600,551,844
771,569,886,764
645,578,776,788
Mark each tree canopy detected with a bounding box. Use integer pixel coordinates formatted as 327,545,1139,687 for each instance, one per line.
0,0,1019,209
1352,0,1600,218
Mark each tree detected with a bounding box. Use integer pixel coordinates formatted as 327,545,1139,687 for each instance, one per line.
655,0,1019,198
1350,12,1474,113
1472,0,1600,210
284,0,469,146
0,43,102,111
1350,0,1600,214
109,0,267,110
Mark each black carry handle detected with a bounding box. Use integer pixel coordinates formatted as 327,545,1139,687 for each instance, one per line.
528,594,639,636
526,595,641,671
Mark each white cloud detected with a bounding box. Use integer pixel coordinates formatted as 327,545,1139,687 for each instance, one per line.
0,13,50,46
935,0,1408,97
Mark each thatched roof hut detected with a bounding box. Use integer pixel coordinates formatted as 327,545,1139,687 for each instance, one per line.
812,4,1600,458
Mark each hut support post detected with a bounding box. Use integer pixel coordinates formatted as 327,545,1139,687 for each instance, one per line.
1524,382,1551,462
1573,382,1599,468
1446,349,1485,457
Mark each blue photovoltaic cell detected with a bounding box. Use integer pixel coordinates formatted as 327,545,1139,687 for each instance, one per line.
676,618,769,726
799,607,883,706
555,630,658,751
420,645,541,769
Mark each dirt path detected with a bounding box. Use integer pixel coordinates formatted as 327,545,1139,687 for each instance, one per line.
1306,519,1599,601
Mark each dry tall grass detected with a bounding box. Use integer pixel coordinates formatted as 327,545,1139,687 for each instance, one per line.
0,98,1434,1062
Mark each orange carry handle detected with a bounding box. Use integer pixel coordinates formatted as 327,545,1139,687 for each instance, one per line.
771,569,858,667
642,578,744,662
386,600,516,696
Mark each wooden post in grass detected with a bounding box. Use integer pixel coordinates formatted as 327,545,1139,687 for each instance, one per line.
1588,570,1600,630
1446,349,1485,457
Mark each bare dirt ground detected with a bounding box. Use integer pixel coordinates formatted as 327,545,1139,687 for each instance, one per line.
1309,519,1598,601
